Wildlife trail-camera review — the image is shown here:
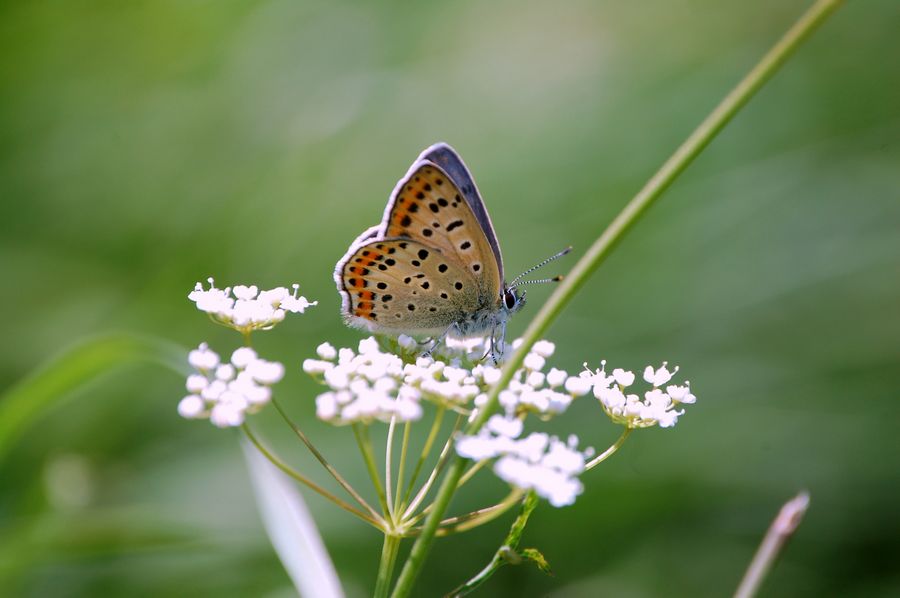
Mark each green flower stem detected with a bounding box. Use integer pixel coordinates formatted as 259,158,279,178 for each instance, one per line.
241,423,383,528
394,421,412,514
432,489,525,536
446,491,540,597
271,397,383,523
374,533,403,598
401,405,446,509
734,492,811,598
585,427,632,471
401,413,465,520
353,423,391,517
390,2,844,595
385,416,398,520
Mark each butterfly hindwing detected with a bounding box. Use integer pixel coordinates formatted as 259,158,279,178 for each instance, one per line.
383,162,502,300
338,238,481,334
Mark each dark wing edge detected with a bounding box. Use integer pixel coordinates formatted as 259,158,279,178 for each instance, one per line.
418,142,504,282
334,224,381,321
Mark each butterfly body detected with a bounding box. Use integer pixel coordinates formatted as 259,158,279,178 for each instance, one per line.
335,143,526,360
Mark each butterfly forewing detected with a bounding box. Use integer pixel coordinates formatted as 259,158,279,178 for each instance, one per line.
383,163,502,300
420,143,504,282
339,238,481,334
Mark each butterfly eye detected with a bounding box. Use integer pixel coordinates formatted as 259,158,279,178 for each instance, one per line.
503,289,518,310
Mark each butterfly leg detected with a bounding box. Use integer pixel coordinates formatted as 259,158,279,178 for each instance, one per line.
421,326,452,359
491,319,508,364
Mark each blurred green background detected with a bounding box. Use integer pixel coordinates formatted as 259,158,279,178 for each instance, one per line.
1,0,898,596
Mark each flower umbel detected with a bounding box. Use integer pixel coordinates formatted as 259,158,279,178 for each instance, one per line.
189,278,317,335
586,360,696,428
179,343,285,428
456,414,593,507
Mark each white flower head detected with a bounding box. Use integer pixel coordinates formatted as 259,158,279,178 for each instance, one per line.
178,342,284,427
590,360,695,429
456,426,592,507
189,278,317,335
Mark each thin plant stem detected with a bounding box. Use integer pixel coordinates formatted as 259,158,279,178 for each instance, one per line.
394,421,412,514
401,405,446,508
446,491,540,597
401,413,464,520
374,533,403,598
428,490,524,535
241,424,384,528
734,492,811,598
390,2,844,595
385,416,397,520
354,423,390,517
271,397,382,522
585,427,632,471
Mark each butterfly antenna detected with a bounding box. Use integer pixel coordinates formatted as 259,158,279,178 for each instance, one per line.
508,246,572,287
509,275,564,290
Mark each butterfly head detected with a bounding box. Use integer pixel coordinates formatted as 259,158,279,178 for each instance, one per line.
502,285,527,315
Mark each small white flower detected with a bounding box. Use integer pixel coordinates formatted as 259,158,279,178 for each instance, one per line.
231,347,257,368
612,368,635,387
564,375,592,396
481,366,502,386
210,402,245,428
546,368,567,387
178,395,206,418
246,359,285,385
531,340,556,358
526,371,545,388
667,383,696,404
185,374,208,393
215,364,236,381
643,362,678,387
397,335,417,349
188,343,219,370
523,352,546,371
316,342,337,360
486,414,523,438
281,284,316,313
302,359,332,374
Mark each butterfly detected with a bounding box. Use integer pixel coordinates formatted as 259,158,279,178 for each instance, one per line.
334,143,568,362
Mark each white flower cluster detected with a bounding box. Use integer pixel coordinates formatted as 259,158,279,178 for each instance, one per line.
456,415,593,507
188,278,316,333
302,336,594,425
472,339,593,418
178,343,285,428
303,338,422,425
586,361,696,428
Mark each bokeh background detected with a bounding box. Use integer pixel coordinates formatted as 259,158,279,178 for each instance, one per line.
1,0,898,596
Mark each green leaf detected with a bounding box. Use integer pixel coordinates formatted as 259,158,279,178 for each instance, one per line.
0,332,187,461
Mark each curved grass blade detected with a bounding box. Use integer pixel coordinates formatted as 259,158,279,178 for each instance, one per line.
0,332,187,461
242,437,345,598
